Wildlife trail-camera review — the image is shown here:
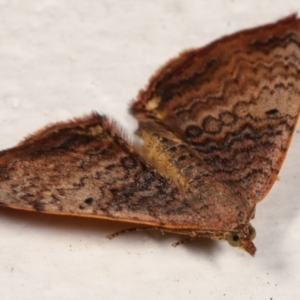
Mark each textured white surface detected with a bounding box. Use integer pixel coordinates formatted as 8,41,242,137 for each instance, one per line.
0,1,299,299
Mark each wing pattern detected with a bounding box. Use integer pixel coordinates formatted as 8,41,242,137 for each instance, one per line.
132,15,300,204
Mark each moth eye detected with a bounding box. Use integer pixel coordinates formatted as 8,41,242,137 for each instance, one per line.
249,225,256,241
227,233,241,247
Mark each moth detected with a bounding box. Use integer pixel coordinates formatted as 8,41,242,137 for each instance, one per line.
1,15,300,256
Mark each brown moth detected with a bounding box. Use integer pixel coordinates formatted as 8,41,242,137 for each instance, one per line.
1,15,300,256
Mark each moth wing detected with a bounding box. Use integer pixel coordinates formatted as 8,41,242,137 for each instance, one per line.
131,15,300,203
0,113,219,228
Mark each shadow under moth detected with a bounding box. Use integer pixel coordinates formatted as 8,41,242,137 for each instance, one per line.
1,15,300,256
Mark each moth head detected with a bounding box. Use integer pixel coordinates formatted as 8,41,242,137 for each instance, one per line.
226,224,256,256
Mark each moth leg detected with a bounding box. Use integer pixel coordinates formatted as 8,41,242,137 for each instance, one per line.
107,227,162,239
251,207,256,219
172,237,197,247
